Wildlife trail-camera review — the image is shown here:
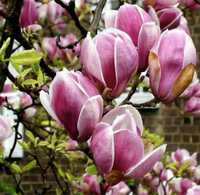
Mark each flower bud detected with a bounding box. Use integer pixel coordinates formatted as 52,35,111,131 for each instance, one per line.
40,70,103,141
81,29,138,98
90,105,166,184
104,4,160,72
0,116,13,142
149,29,197,103
20,0,39,28
79,174,101,195
157,7,182,30
107,182,130,195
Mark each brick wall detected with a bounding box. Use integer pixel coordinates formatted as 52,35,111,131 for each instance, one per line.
142,10,200,154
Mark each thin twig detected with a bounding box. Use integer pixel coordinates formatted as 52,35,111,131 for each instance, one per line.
90,0,107,33
55,0,87,37
8,121,20,159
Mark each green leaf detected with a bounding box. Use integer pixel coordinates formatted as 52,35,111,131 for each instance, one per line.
0,38,11,60
20,68,32,78
10,49,43,66
56,188,62,195
22,160,37,172
18,141,30,151
22,79,38,86
37,68,44,85
85,165,97,175
25,130,35,143
38,141,49,147
10,163,22,174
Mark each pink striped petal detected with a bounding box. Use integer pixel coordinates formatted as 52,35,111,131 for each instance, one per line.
113,34,138,97
104,10,117,28
77,95,103,141
125,144,167,178
111,111,137,135
39,91,61,124
91,123,115,174
81,34,106,87
49,71,89,139
138,22,160,72
102,105,143,136
116,4,152,45
113,129,144,172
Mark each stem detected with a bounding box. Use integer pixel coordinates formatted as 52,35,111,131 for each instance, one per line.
8,121,20,159
55,0,87,37
89,0,107,33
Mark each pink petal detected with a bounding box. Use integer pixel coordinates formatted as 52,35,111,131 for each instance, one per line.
95,32,117,89
49,71,89,139
138,22,160,72
39,91,61,124
113,129,144,172
111,111,137,135
104,10,118,28
184,97,200,114
113,33,138,97
102,105,143,136
81,34,106,87
0,116,13,142
77,95,103,141
116,4,151,45
157,29,186,100
125,144,167,178
91,123,115,174
158,7,182,30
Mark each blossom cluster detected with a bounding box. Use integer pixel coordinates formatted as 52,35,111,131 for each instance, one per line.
138,148,200,195
0,0,199,191
36,0,199,186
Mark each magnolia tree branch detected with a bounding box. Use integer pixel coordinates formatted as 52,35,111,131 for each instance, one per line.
89,0,107,33
56,0,107,50
55,0,87,37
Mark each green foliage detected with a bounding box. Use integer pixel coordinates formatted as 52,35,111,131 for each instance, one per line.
0,181,17,195
143,128,164,146
85,164,97,175
0,37,11,60
9,162,22,174
22,160,37,172
10,49,43,66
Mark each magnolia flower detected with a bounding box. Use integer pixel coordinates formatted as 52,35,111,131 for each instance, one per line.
79,174,101,195
40,70,103,141
20,93,36,119
46,1,66,31
42,34,80,61
81,28,138,98
184,97,200,115
149,29,197,103
106,182,130,195
172,178,194,194
153,161,164,175
20,0,39,27
0,116,13,142
90,105,166,185
0,84,13,106
104,4,159,72
156,7,182,30
171,149,197,166
187,186,200,195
